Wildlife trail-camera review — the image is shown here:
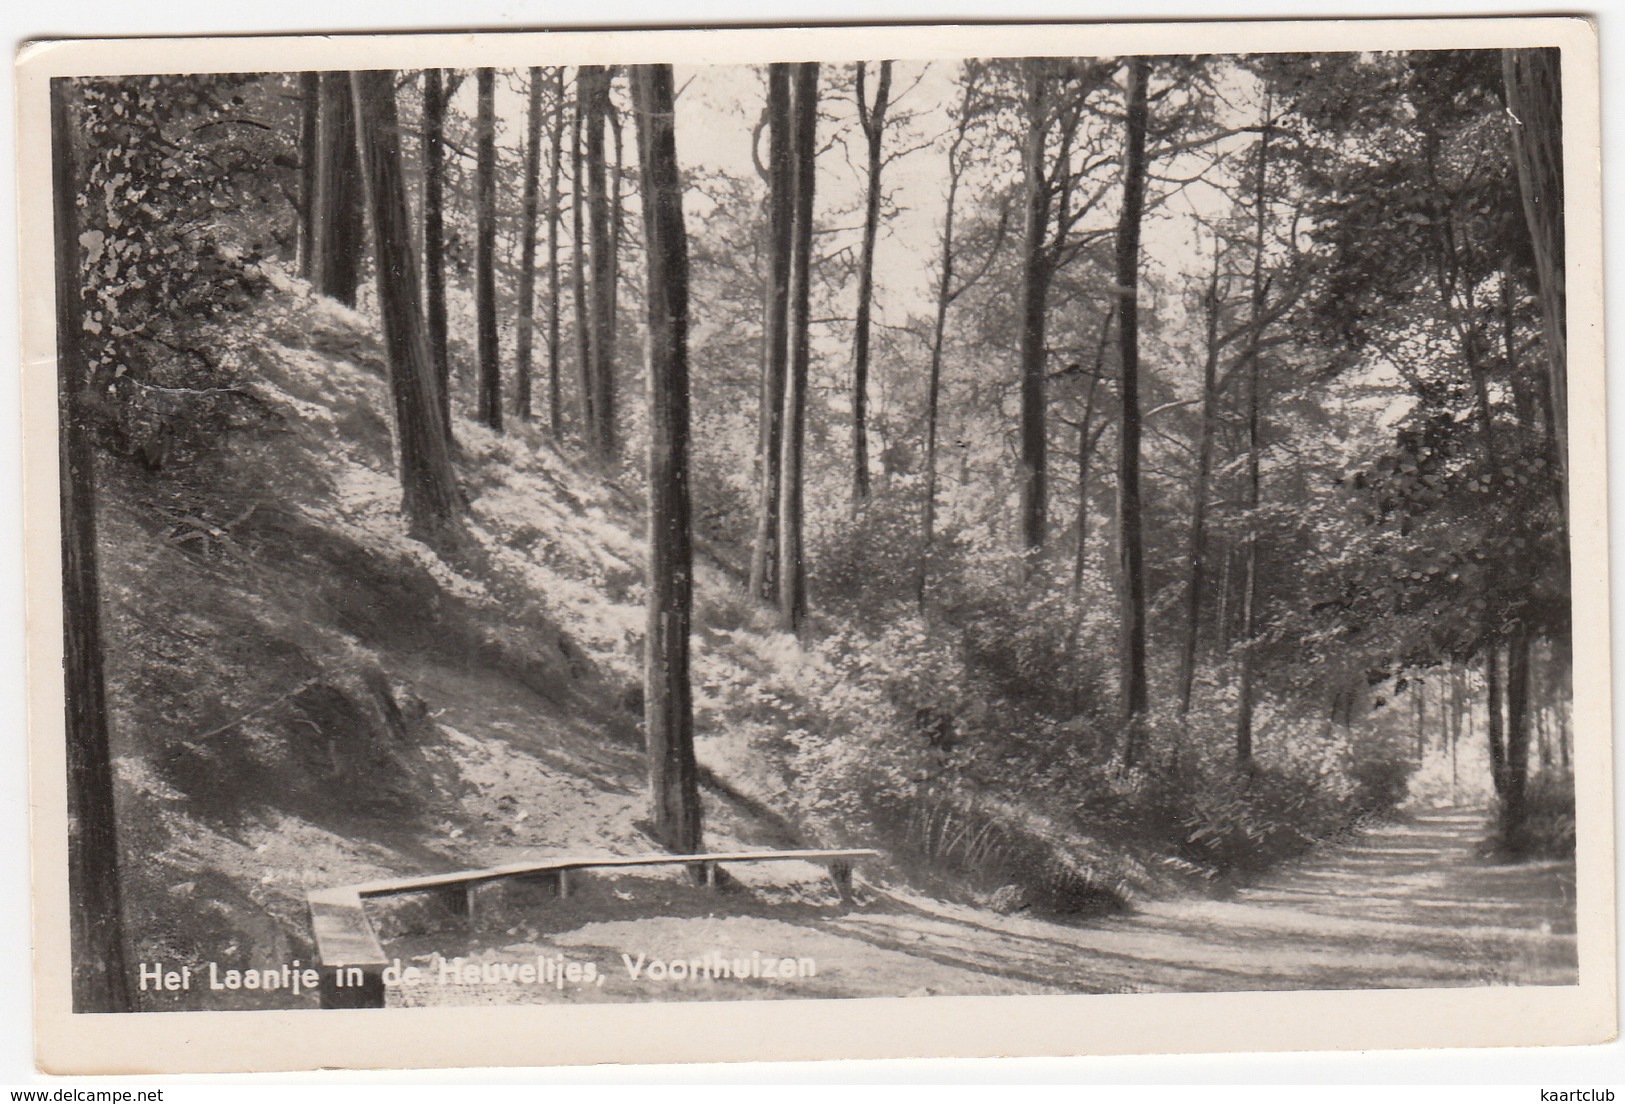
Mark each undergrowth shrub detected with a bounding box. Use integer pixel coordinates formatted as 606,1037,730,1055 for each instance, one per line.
878,789,1150,916
1138,711,1415,876
806,492,924,625
781,618,976,831
929,540,1116,716
727,505,1418,907
771,614,1420,899
689,456,755,551
1511,772,1576,857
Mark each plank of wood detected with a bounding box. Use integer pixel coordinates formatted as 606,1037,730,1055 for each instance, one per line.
349,848,879,899
306,846,880,1007
307,888,389,967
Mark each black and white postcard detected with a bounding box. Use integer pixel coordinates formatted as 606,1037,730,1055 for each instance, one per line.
15,16,1613,1074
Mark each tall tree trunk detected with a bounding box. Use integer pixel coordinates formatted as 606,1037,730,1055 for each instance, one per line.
54,77,133,1014
312,72,365,306
1235,94,1273,769
1502,628,1533,849
351,70,463,546
474,68,502,432
1502,48,1567,504
1413,674,1427,759
1067,352,1112,720
632,63,702,854
918,291,948,608
776,62,819,632
1450,660,1463,798
584,65,616,460
1534,644,1552,770
850,60,892,503
918,67,975,610
297,73,320,280
1071,313,1115,593
605,95,625,450
571,71,594,439
1071,375,1098,591
1017,60,1053,553
1234,534,1259,764
1178,246,1224,716
421,70,452,439
1486,644,1507,800
514,67,545,422
749,65,794,604
1557,638,1571,770
1114,57,1151,766
546,67,565,437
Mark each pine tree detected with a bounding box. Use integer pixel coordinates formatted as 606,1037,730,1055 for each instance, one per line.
1114,57,1151,766
53,76,133,1015
749,64,794,604
421,68,454,438
515,67,546,422
776,62,819,632
631,62,702,854
310,72,365,305
351,70,463,545
474,68,502,432
849,60,892,502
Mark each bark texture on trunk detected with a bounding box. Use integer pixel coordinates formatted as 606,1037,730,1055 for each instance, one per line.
776,62,819,632
297,73,320,280
1234,94,1273,770
1114,57,1151,766
1177,247,1224,717
1486,645,1507,799
850,60,892,503
54,77,134,1014
546,67,565,437
631,63,702,854
515,67,546,422
1070,314,1114,594
474,68,502,432
351,70,463,546
749,65,794,605
421,68,451,436
607,100,625,439
1501,628,1533,849
584,65,617,461
1502,48,1567,500
571,72,594,441
1017,61,1053,554
312,72,365,306
919,70,979,610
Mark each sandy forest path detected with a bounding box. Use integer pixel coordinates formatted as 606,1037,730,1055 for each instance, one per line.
386,806,1578,1007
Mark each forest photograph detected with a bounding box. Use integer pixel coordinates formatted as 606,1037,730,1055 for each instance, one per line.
41,32,1585,1025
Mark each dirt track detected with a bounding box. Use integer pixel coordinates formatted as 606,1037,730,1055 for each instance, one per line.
385,806,1577,1006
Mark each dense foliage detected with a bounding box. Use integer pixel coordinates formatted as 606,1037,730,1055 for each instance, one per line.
73,75,293,467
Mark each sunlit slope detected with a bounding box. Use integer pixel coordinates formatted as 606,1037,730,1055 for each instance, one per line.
97,274,789,1009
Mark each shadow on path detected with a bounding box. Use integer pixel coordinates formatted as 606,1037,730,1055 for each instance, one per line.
389,805,1578,1005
